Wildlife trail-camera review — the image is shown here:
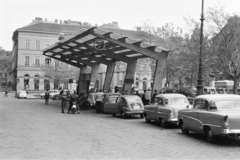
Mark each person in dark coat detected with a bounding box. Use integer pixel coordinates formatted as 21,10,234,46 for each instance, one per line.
151,90,159,103
44,89,50,105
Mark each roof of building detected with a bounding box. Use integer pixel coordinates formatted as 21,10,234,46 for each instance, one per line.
12,21,159,44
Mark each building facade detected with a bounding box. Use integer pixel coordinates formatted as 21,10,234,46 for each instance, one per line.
11,18,159,92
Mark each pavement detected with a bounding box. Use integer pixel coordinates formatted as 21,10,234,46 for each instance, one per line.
1,93,240,160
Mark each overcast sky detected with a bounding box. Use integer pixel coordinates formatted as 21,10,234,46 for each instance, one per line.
0,0,239,51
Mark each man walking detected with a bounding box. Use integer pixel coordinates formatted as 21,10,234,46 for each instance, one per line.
44,89,50,105
4,88,8,97
151,89,159,103
94,89,104,113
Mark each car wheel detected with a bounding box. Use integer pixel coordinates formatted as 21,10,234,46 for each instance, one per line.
159,118,167,128
121,111,127,119
180,121,189,134
112,113,116,117
140,114,144,118
145,114,151,123
206,128,216,143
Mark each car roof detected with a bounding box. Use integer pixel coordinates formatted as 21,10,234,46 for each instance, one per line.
156,93,187,99
122,95,140,98
195,94,240,102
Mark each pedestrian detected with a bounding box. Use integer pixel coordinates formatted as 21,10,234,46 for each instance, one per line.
44,89,50,105
68,91,79,114
145,89,151,105
94,89,104,113
151,89,158,103
135,90,141,98
61,90,68,113
4,88,9,97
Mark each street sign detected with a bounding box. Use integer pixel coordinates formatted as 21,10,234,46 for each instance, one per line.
93,39,105,50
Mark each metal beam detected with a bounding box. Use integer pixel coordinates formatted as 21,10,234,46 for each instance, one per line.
93,33,163,60
43,27,96,54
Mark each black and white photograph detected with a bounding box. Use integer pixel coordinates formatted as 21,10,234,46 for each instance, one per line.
1,0,240,159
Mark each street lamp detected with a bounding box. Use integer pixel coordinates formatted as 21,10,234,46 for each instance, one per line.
196,0,205,96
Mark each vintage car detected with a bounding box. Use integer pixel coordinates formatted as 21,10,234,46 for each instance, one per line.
16,90,27,99
104,95,144,118
40,90,60,99
178,94,240,143
144,93,190,127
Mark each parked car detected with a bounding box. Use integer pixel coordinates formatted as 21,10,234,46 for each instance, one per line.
178,94,240,143
104,95,144,118
52,94,60,100
144,93,190,128
40,90,59,99
16,90,27,99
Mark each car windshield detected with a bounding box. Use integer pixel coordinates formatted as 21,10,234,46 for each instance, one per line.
125,97,142,103
214,100,240,109
167,97,189,105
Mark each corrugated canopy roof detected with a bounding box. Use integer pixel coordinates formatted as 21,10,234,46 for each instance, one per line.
42,26,169,68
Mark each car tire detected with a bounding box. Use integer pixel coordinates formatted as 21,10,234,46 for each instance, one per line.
121,111,127,119
145,114,151,123
159,118,167,128
206,128,216,143
112,113,116,117
140,114,144,118
180,121,189,134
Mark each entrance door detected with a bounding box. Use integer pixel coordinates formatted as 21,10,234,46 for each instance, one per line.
34,75,39,90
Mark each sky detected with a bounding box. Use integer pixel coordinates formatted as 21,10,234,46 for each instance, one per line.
0,0,239,51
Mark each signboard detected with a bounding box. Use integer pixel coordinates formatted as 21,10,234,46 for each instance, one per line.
93,39,105,50
215,80,233,88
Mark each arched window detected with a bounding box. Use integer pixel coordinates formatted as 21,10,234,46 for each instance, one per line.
24,74,29,89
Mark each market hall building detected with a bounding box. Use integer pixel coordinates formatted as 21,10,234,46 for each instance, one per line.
43,26,169,94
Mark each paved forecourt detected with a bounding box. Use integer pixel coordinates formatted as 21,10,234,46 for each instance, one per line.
1,93,240,160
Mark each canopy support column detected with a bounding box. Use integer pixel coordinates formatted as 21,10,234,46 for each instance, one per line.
89,64,100,90
123,59,137,94
78,66,88,94
103,61,116,93
152,55,167,94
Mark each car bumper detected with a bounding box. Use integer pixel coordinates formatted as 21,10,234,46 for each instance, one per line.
125,110,144,115
221,129,240,135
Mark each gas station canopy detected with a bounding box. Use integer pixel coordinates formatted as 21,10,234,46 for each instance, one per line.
42,26,169,68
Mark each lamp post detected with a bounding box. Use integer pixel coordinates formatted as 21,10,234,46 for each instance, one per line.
196,0,205,96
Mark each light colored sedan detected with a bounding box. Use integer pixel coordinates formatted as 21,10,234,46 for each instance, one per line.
144,93,190,128
178,94,240,143
16,90,27,99
40,90,59,99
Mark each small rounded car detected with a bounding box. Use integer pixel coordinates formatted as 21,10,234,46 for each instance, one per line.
104,95,144,118
178,94,240,143
144,93,190,128
16,90,27,99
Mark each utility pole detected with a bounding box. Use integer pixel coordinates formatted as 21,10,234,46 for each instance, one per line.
196,0,205,96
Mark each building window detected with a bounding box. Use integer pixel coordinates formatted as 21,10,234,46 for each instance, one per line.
35,56,40,66
36,41,40,50
46,43,50,48
26,40,30,49
25,56,30,66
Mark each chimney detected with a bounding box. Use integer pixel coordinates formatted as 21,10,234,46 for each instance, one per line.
35,17,42,22
55,19,58,23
